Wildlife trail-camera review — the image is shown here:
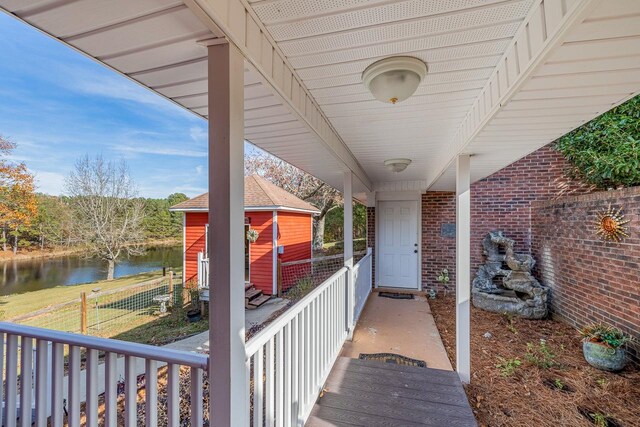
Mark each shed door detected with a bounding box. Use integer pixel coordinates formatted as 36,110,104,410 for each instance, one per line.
378,200,419,289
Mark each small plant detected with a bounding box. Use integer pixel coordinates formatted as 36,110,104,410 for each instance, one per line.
436,268,450,296
590,412,609,427
596,378,607,387
496,357,521,377
502,312,518,335
553,378,564,390
580,323,632,349
525,339,556,369
286,276,315,301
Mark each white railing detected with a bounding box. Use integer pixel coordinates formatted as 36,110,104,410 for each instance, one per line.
244,267,349,426
197,251,209,289
0,322,208,427
352,247,373,324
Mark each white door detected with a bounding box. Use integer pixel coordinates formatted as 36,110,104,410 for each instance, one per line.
378,200,419,289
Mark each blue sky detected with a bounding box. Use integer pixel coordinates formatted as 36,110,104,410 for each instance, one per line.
0,12,248,198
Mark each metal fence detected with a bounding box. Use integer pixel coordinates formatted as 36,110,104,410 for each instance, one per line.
279,251,366,297
7,275,184,338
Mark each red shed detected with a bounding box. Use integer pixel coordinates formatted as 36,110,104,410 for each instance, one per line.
170,175,319,295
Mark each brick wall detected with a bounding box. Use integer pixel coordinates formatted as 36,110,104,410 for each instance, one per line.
531,187,640,360
422,193,456,291
366,207,375,286
421,144,592,290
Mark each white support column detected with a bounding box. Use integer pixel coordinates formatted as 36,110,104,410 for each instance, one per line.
208,42,246,426
456,154,471,384
343,171,355,338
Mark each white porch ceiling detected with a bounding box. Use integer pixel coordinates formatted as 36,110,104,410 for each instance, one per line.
2,0,639,197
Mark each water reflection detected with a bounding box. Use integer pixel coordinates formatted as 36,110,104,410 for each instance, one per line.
0,246,182,296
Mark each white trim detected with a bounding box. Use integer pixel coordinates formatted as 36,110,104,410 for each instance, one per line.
245,224,251,284
375,197,421,291
182,214,186,283
272,210,278,295
170,206,320,215
456,154,471,384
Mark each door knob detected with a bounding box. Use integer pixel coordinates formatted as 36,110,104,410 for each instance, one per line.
414,249,418,253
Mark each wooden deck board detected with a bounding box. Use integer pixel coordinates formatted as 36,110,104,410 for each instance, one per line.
307,357,477,427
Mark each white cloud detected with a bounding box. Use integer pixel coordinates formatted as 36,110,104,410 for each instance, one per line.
111,143,207,158
189,126,207,142
195,165,204,175
35,171,66,195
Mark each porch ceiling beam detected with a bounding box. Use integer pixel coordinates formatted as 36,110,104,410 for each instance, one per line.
424,0,602,189
184,0,373,191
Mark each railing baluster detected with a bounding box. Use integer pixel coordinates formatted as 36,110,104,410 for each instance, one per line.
167,363,180,427
68,345,81,427
265,337,275,427
302,306,309,414
253,346,264,427
104,351,118,427
275,330,284,427
283,323,292,427
50,343,64,427
19,337,33,427
5,334,18,427
85,349,99,427
124,355,137,427
0,333,4,427
291,317,298,426
146,359,158,427
35,340,49,427
190,367,203,427
245,356,251,426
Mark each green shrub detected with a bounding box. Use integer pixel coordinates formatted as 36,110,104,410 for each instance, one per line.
580,323,632,348
555,94,640,189
525,339,556,369
496,357,521,377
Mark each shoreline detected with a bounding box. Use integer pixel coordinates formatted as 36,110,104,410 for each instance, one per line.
0,238,181,263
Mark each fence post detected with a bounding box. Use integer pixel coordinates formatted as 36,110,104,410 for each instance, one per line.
277,258,283,297
168,271,174,306
80,292,87,334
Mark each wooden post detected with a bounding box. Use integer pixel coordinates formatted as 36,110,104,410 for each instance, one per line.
344,171,355,339
80,292,87,335
168,271,174,306
277,258,283,297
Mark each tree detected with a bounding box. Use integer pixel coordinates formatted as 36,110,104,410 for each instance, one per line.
65,155,145,280
555,94,640,189
245,151,341,250
31,194,73,249
0,137,38,254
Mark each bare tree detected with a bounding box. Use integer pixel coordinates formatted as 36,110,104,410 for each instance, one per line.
245,150,341,250
65,155,145,280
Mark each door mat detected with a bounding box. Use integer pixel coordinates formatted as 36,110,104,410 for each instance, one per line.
378,292,414,300
359,353,427,368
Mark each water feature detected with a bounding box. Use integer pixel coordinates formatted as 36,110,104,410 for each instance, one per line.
0,246,182,296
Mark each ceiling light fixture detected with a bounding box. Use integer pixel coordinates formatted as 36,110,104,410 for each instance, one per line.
384,158,412,173
362,56,427,104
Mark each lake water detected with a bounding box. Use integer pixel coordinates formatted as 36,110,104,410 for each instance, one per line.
0,246,183,296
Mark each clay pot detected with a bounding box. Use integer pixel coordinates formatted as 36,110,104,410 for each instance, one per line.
582,341,627,372
186,308,202,323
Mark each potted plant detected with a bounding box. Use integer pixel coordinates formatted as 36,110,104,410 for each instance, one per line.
186,288,202,323
246,228,259,243
579,323,631,371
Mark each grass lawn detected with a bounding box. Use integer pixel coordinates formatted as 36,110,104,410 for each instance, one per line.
1,269,180,320
112,307,208,346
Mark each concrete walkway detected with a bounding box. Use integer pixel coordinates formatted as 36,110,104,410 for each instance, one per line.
340,291,453,371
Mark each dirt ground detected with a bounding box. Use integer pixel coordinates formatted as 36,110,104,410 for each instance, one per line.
429,295,640,427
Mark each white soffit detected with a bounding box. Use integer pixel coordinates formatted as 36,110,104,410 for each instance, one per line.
429,0,640,190
0,0,368,194
247,0,538,184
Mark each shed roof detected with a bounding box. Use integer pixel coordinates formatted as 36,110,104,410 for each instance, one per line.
170,175,320,214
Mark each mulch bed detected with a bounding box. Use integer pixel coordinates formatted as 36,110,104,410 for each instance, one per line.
429,295,640,427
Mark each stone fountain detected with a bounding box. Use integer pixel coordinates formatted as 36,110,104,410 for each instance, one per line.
471,231,549,319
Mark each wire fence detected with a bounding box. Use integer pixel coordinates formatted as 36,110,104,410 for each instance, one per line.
279,251,366,298
7,275,186,338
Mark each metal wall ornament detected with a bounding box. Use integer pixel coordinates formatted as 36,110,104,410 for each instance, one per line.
594,204,630,242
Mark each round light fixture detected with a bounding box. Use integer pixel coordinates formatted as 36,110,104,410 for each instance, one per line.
384,158,412,173
362,56,427,104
